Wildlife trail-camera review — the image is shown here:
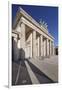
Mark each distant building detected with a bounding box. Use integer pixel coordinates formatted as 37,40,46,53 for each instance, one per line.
12,7,55,61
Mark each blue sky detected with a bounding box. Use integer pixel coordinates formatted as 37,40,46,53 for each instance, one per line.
12,4,58,47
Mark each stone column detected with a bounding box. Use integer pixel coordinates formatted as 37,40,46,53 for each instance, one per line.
38,36,40,57
46,38,49,56
52,41,54,55
44,39,47,56
20,22,26,59
31,33,33,57
32,30,36,58
12,36,19,61
40,35,43,56
50,40,52,56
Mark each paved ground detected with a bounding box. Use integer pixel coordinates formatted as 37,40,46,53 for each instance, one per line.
26,59,54,84
12,60,32,85
12,55,58,85
29,55,58,82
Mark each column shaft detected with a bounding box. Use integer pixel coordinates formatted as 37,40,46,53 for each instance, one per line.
20,23,25,49
32,30,36,58
50,40,52,55
36,36,40,57
46,39,49,56
52,42,54,55
40,35,43,56
20,23,26,59
44,39,46,56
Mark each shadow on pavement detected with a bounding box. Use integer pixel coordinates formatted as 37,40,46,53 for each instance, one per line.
26,59,55,84
12,59,32,85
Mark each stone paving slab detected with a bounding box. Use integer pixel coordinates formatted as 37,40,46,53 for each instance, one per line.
29,55,58,82
24,60,40,84
12,60,32,85
27,60,54,84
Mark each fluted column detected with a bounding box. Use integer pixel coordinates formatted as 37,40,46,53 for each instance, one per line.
20,22,26,59
52,41,54,55
32,30,36,58
20,23,25,50
40,35,43,56
46,39,49,56
37,36,40,57
44,39,47,56
50,40,52,55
